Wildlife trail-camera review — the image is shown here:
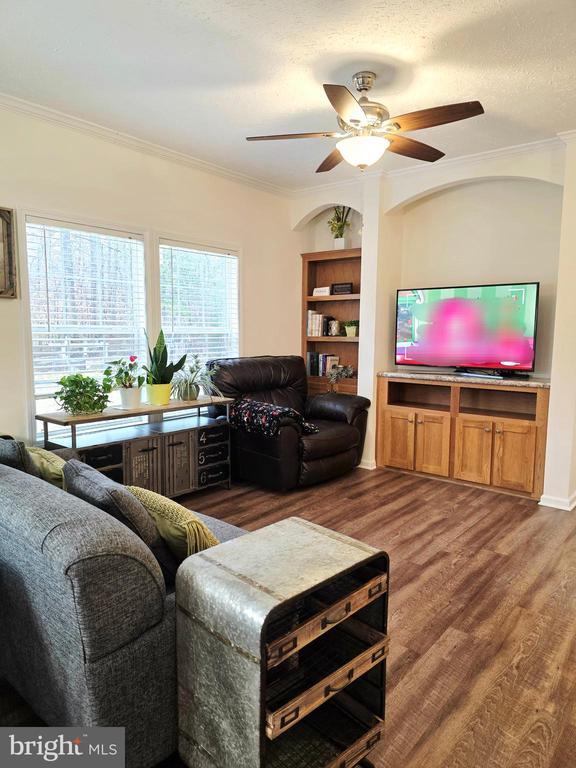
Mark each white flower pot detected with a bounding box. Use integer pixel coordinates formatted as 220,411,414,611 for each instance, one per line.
334,237,346,250
119,387,143,409
345,326,358,337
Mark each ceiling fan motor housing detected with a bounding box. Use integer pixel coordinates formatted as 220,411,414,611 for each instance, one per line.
352,71,377,92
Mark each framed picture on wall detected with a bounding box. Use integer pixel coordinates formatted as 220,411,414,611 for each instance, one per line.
0,208,17,298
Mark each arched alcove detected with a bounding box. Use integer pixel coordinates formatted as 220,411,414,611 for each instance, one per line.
385,177,563,376
297,203,363,253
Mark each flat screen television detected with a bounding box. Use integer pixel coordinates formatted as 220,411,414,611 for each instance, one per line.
395,282,539,372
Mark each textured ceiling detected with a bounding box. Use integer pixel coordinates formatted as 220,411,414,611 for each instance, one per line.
1,0,575,189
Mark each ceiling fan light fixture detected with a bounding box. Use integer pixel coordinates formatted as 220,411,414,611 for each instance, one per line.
336,135,390,169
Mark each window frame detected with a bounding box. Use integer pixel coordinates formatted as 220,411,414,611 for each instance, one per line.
18,210,242,442
158,236,241,367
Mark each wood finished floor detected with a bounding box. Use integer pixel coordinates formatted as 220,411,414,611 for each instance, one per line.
185,468,576,768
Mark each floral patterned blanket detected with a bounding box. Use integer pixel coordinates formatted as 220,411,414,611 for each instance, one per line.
229,399,319,437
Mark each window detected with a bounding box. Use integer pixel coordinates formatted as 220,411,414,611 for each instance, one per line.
159,241,239,363
26,219,147,420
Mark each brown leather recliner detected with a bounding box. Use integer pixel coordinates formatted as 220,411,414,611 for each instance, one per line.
208,355,370,491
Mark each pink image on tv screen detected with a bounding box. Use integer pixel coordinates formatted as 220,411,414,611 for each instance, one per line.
395,284,538,370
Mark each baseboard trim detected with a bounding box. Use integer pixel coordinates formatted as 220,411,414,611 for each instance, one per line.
359,459,377,471
539,491,576,511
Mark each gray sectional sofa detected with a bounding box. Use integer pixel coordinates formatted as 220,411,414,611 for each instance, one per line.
0,462,244,768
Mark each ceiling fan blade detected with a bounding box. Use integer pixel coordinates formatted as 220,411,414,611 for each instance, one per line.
389,101,484,132
246,131,343,141
323,84,367,125
384,134,445,162
316,148,343,173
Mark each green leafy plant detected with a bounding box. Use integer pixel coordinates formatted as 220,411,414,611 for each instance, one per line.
343,320,359,329
328,365,355,386
143,330,187,385
104,356,145,389
327,206,352,238
55,373,112,415
171,355,223,401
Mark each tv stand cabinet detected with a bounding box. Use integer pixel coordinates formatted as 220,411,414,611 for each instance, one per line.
376,372,550,499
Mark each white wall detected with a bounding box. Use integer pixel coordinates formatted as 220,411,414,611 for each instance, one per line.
0,107,301,439
399,178,562,376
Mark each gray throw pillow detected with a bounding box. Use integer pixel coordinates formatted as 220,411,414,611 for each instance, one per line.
63,459,179,586
0,438,41,477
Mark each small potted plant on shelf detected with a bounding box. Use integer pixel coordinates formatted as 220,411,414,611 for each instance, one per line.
343,320,359,337
55,373,113,416
327,206,352,249
171,355,223,402
328,364,355,392
143,330,187,406
104,356,145,410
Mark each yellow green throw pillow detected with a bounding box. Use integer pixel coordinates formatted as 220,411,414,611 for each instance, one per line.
27,446,66,488
126,486,219,561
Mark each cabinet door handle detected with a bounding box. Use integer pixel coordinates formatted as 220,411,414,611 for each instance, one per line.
168,441,184,447
417,419,423,425
408,417,414,423
495,428,502,434
484,426,491,432
139,446,157,453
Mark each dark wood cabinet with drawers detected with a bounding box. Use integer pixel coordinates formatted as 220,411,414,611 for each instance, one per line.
46,415,231,498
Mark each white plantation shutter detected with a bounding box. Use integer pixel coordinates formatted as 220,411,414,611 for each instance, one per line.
159,241,239,363
26,219,147,407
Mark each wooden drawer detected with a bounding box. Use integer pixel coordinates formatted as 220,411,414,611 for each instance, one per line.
198,443,229,468
196,462,229,489
197,424,229,447
266,571,387,669
265,628,389,740
266,693,384,768
82,443,123,470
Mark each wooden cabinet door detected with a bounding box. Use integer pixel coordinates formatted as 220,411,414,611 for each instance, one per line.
492,421,536,493
382,409,415,470
125,437,163,493
414,412,451,477
454,417,493,485
164,431,194,498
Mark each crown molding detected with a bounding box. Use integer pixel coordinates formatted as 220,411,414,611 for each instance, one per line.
0,92,288,196
288,137,565,195
383,137,564,179
558,129,576,144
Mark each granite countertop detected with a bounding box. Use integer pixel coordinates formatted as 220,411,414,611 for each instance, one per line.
377,371,551,389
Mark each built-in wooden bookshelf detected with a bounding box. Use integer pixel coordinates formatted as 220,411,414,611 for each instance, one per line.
301,248,361,395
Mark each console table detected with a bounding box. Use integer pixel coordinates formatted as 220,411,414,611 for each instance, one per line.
177,517,389,768
36,397,234,498
376,372,550,499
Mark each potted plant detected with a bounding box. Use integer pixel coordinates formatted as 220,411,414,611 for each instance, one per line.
327,206,352,249
55,373,112,416
105,356,145,410
343,320,359,337
328,364,355,391
143,330,187,406
172,355,223,402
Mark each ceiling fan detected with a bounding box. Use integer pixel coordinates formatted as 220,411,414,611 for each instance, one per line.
247,71,484,173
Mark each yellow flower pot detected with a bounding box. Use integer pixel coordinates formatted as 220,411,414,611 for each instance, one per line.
147,383,172,406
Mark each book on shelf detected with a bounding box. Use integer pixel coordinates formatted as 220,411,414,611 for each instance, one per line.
306,311,334,337
306,353,340,377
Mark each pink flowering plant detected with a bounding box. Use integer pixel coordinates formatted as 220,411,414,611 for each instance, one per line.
104,356,145,389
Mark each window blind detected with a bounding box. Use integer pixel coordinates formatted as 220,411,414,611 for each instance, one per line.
26,220,147,408
159,241,239,363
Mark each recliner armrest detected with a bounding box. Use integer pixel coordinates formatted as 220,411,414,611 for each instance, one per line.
305,393,371,425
